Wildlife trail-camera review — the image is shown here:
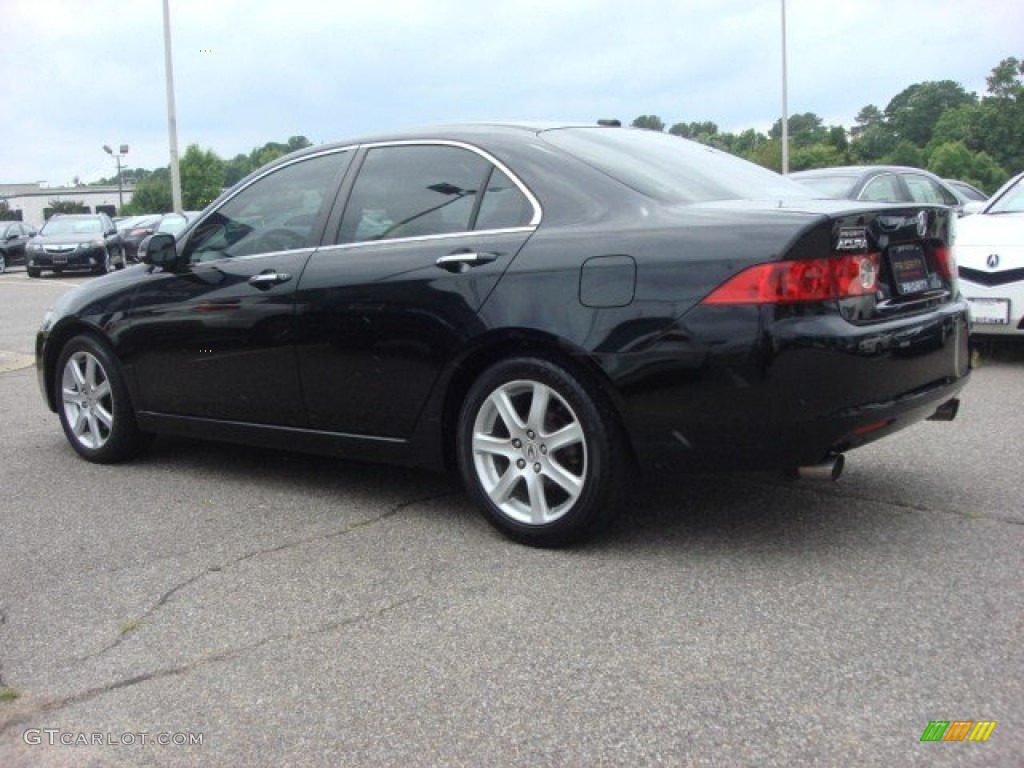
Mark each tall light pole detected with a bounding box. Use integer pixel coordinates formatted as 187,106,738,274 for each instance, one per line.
162,0,183,212
103,143,129,211
780,0,789,175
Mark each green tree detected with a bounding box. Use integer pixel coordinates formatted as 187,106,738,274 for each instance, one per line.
180,144,226,210
122,173,172,214
631,115,665,132
927,141,975,180
789,144,845,172
884,80,975,147
223,154,253,187
886,140,925,167
849,104,895,162
975,57,1024,173
47,200,87,215
769,112,829,147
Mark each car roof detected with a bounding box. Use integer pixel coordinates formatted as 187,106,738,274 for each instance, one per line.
789,165,937,178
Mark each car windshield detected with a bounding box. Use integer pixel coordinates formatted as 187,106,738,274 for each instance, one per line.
41,218,102,235
540,127,812,204
986,177,1024,214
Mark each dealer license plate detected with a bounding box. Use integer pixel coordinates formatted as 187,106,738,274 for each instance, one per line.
889,244,930,295
968,298,1010,325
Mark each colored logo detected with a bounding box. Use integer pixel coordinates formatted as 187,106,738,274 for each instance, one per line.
920,720,997,742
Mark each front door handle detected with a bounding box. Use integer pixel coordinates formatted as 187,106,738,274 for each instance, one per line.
435,251,498,273
248,270,292,288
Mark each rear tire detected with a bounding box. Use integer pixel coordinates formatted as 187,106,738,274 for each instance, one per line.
55,335,151,463
457,356,627,547
27,267,40,278
0,252,6,273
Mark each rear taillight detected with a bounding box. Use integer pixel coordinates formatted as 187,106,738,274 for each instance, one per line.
701,253,881,305
934,245,956,283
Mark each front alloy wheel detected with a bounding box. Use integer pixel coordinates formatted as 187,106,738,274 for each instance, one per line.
458,357,626,546
56,335,150,463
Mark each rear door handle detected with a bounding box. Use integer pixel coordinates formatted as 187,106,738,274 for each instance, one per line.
435,251,498,273
248,270,292,287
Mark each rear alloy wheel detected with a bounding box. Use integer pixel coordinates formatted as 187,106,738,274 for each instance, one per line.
56,335,150,463
27,267,40,278
0,252,6,273
457,357,626,547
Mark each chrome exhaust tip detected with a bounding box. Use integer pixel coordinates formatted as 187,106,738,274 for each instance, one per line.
797,454,845,482
926,398,960,422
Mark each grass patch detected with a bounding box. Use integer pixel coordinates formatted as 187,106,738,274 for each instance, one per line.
119,619,143,635
0,687,20,702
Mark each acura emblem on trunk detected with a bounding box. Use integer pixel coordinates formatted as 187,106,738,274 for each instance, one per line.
987,253,1000,269
916,211,928,238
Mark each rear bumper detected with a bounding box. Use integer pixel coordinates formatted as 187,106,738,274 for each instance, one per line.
612,300,971,471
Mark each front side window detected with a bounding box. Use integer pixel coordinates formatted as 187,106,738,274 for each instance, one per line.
338,145,492,243
184,151,349,263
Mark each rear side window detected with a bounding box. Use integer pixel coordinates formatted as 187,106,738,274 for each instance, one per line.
904,174,957,206
339,145,497,243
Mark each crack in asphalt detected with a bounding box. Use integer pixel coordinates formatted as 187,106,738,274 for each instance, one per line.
763,479,1024,525
70,488,456,660
0,595,422,737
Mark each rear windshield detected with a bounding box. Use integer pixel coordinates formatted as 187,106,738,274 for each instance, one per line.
789,174,857,198
539,127,812,204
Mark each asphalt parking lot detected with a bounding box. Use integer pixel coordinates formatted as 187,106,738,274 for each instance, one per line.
0,266,1021,767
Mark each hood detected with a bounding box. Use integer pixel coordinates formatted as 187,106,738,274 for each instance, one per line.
956,212,1024,247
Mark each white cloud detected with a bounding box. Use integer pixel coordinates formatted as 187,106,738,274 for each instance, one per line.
1,0,1020,184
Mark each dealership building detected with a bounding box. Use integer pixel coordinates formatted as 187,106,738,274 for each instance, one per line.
0,182,134,227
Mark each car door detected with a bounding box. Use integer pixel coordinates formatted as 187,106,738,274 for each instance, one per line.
124,149,353,425
294,142,539,438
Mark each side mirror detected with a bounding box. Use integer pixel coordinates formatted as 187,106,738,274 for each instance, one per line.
139,233,182,270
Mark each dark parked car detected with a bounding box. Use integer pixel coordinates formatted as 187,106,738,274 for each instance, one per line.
790,165,967,214
117,214,162,262
0,221,37,272
26,213,125,277
943,178,988,203
36,124,970,546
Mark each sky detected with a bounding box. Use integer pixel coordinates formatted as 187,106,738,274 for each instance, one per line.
1,0,1021,188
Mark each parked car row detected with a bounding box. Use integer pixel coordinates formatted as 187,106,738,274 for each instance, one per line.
789,165,983,216
0,211,203,277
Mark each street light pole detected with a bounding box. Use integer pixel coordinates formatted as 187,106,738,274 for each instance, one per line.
103,143,129,211
163,0,183,213
780,0,789,175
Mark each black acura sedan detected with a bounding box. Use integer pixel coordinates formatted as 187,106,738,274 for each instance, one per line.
36,123,970,546
26,213,126,276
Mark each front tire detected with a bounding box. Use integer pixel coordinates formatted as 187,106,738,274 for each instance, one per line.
457,357,627,547
27,267,40,278
0,252,6,273
56,335,150,463
93,249,110,275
